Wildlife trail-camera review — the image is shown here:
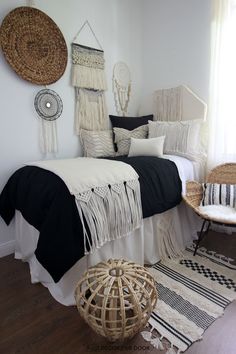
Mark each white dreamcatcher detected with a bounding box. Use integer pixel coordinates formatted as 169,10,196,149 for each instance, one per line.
112,62,131,116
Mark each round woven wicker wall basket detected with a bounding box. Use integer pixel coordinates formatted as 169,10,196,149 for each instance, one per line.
0,6,68,85
75,259,158,342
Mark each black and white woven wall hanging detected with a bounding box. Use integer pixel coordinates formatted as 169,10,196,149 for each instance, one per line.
71,20,108,133
34,89,63,153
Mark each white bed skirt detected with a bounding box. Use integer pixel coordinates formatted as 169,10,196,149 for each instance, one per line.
13,202,200,306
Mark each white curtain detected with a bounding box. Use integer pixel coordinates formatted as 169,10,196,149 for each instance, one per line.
207,0,236,170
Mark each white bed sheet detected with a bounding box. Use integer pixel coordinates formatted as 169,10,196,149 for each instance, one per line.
13,155,202,306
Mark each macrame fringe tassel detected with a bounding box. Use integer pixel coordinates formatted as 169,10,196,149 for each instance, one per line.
39,119,58,154
75,88,108,133
166,347,178,354
150,337,164,350
72,64,107,91
141,330,182,353
141,331,164,351
75,180,142,255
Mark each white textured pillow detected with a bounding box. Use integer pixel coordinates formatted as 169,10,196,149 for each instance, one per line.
114,125,148,156
80,129,115,157
128,136,165,157
148,120,202,161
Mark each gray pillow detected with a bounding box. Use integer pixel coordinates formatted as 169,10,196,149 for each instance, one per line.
113,125,148,156
80,129,116,157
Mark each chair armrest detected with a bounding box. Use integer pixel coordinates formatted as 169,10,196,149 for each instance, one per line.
183,181,203,209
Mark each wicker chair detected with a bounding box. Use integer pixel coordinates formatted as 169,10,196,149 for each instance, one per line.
183,163,236,255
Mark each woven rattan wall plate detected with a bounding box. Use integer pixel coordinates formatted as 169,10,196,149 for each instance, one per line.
0,6,68,85
34,89,63,121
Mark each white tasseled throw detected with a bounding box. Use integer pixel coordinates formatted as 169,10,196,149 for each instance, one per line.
27,158,142,254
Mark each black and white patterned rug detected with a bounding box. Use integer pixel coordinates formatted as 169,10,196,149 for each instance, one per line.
142,246,236,353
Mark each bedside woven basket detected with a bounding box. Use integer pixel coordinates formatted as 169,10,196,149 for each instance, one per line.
75,259,158,342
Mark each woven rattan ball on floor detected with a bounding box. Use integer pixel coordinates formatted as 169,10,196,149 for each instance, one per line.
75,259,158,342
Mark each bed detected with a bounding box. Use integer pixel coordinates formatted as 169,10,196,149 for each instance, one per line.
0,85,207,306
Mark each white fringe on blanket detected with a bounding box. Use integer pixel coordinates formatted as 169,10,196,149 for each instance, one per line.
27,157,142,254
75,179,142,254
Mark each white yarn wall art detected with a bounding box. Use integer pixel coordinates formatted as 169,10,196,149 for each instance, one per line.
112,62,131,116
71,20,108,133
34,89,63,153
75,88,108,132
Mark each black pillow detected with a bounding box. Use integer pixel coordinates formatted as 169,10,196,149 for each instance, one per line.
110,114,153,130
110,114,154,151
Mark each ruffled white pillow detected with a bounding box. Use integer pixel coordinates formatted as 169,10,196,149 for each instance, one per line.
128,136,165,157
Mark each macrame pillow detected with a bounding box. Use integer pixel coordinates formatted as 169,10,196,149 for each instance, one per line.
148,119,203,161
114,125,148,156
128,136,165,157
80,129,116,158
201,183,236,208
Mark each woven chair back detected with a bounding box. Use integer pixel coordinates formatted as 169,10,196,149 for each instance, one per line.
207,163,236,185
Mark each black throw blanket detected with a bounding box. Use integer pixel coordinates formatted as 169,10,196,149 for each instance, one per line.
0,156,182,282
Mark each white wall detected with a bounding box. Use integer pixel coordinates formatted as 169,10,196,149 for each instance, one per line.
0,0,143,252
138,0,211,115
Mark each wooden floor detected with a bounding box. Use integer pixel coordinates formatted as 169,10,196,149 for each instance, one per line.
1,231,236,354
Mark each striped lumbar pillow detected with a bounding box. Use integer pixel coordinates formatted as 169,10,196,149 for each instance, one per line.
201,183,236,208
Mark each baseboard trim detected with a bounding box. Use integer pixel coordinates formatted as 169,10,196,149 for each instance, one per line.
0,240,15,257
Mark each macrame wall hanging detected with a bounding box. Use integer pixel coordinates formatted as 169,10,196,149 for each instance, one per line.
0,2,68,154
71,20,108,133
112,62,131,116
